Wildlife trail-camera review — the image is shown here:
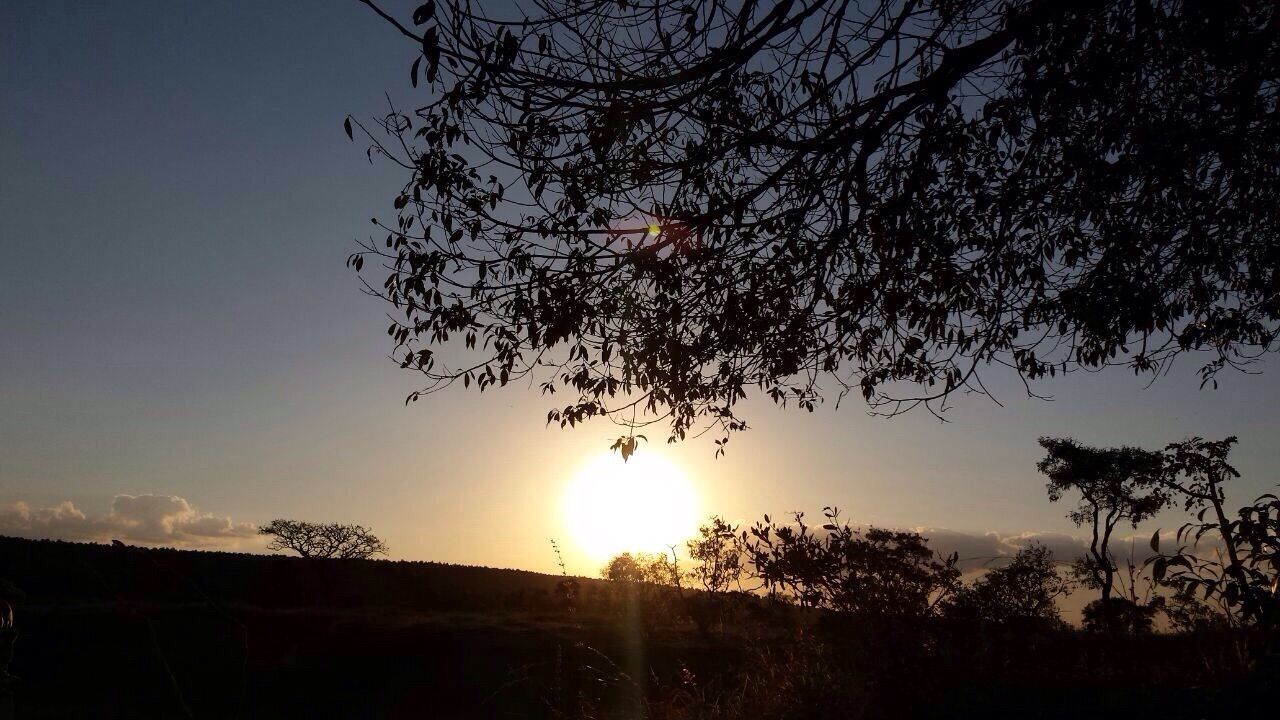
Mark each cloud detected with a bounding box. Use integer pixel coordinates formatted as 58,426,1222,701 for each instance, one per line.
913,526,1215,572
908,527,1086,569
0,494,258,549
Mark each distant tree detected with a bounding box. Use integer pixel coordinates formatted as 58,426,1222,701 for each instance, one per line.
258,519,389,560
685,515,743,595
601,551,678,587
943,544,1070,626
743,507,960,617
1080,596,1157,634
1037,437,1169,604
600,552,645,584
351,0,1280,449
1159,593,1234,634
601,550,683,629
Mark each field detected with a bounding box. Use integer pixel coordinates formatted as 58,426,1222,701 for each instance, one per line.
0,536,1272,718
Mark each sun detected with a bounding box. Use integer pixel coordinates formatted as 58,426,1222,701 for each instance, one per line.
561,451,699,564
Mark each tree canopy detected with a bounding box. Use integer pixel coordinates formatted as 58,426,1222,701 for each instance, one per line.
351,0,1280,448
1037,437,1168,601
258,519,390,560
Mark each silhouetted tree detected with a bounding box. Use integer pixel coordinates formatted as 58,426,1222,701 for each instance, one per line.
685,515,743,595
351,0,1280,448
1148,437,1280,628
258,519,389,560
943,544,1069,626
1160,593,1233,633
1080,597,1157,634
601,550,683,631
601,551,679,586
743,507,960,617
1037,437,1168,605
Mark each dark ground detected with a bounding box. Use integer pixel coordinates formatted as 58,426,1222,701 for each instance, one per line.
0,536,1273,719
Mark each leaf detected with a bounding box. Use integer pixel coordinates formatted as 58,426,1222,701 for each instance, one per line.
410,56,422,87
1150,529,1160,554
343,117,353,140
412,1,435,25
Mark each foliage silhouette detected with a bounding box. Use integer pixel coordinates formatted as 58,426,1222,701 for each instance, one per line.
942,543,1070,627
1037,437,1169,604
685,515,744,596
257,519,389,559
743,507,961,616
1080,597,1157,634
1146,437,1280,629
351,0,1280,448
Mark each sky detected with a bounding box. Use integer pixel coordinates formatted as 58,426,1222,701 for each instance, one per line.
2,0,1278,580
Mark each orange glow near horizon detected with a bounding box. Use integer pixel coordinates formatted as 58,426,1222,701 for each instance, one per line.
561,450,699,565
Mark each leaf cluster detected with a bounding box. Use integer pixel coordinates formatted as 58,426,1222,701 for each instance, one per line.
351,0,1280,446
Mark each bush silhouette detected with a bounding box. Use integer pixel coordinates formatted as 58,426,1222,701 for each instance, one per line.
943,544,1070,627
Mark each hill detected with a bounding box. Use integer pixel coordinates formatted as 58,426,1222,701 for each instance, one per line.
0,535,668,719
0,534,600,616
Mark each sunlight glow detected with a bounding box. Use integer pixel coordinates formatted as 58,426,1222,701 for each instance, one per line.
561,451,698,564
648,223,661,236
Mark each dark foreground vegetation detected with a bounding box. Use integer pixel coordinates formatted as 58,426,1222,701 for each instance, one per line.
1,434,1276,717
0,530,1274,719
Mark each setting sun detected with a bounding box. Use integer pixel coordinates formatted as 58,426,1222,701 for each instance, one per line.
561,451,699,563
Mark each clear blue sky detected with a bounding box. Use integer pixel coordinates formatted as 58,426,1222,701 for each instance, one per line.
2,0,1278,577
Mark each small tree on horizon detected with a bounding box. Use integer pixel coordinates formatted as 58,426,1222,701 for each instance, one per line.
258,519,389,560
1037,437,1169,606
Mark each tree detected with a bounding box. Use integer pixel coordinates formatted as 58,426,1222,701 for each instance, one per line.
1148,437,1280,628
600,550,683,628
743,507,960,617
600,551,676,585
1080,596,1157,634
1037,437,1168,604
943,544,1070,626
349,0,1280,449
686,515,743,595
258,519,389,560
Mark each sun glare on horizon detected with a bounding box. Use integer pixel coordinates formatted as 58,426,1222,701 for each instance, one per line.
561,450,699,565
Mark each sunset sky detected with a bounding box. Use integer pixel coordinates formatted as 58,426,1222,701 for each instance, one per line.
3,1,1279,579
